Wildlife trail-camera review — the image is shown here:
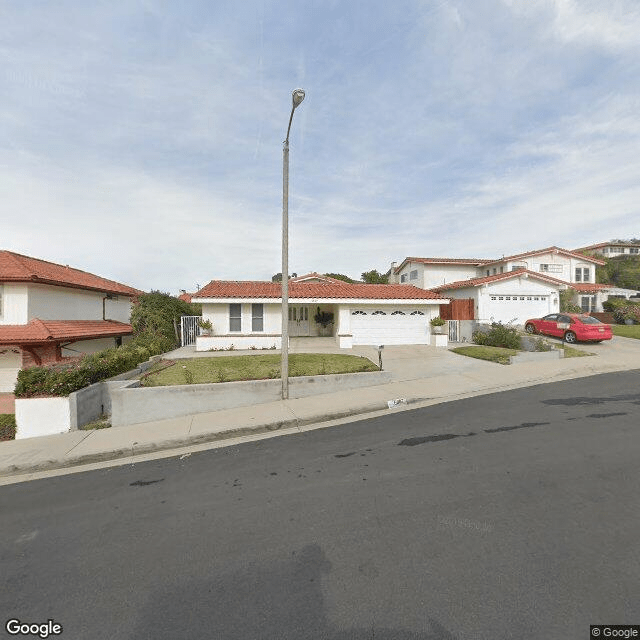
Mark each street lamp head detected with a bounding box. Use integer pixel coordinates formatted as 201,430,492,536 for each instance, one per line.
292,88,305,109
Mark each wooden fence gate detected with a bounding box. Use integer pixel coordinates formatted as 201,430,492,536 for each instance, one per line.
439,298,475,320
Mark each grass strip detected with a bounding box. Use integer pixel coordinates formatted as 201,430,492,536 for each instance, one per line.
450,346,517,365
611,324,640,339
141,353,379,387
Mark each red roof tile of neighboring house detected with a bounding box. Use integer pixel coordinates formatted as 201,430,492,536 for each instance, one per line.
178,292,193,303
0,320,133,345
0,251,143,296
194,280,447,300
430,270,570,292
481,246,605,266
394,256,493,273
570,283,611,293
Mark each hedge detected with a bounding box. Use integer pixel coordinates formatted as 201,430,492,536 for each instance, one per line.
14,335,171,399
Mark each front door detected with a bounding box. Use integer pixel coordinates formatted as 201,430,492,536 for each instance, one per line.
288,306,309,337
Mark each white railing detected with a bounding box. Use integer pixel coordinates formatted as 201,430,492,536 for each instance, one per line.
180,316,201,347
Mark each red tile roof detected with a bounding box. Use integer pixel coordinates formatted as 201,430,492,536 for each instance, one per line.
178,292,193,303
194,280,447,300
430,269,570,292
481,246,605,266
0,251,142,296
0,320,133,345
570,283,611,293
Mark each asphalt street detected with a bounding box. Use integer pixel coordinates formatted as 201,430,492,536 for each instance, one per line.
2,370,640,639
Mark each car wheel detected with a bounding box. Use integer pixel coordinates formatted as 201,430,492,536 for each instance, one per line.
525,323,537,334
564,331,577,344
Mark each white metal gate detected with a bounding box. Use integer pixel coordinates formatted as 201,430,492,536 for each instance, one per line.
181,316,201,346
447,320,460,342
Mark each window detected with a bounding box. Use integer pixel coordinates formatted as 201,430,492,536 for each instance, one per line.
409,270,418,280
520,297,525,301
505,296,511,300
630,248,639,254
400,273,408,283
352,310,367,315
575,267,590,282
611,247,624,253
252,304,263,331
391,310,406,315
511,265,526,271
500,267,504,273
492,268,497,275
581,296,596,312
229,303,242,332
490,296,497,301
527,296,532,300
0,284,3,317
410,310,424,315
498,296,504,300
540,264,563,273
372,310,386,315
486,270,490,276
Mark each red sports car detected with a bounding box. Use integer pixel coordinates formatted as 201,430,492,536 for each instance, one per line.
524,313,612,343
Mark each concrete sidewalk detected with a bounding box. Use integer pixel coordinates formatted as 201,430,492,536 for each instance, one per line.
1,337,639,481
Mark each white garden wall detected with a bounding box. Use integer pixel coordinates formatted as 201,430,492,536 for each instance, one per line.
15,397,71,439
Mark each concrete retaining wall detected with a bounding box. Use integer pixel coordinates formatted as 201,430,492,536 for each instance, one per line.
14,356,162,438
110,370,392,427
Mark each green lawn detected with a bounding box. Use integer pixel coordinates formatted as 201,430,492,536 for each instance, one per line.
450,344,592,364
141,353,379,387
611,324,640,339
0,414,16,441
450,346,517,365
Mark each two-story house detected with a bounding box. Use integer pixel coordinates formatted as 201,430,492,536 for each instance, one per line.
0,251,141,392
574,240,640,257
391,247,616,324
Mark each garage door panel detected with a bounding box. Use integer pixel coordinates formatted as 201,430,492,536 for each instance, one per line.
350,313,429,345
485,295,550,325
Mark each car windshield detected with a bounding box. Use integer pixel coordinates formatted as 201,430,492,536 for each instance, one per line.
577,316,602,325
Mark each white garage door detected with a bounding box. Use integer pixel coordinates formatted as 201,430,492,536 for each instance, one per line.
350,310,429,345
485,294,550,325
0,349,22,393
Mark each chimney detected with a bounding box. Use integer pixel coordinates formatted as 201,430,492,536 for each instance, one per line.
389,261,398,284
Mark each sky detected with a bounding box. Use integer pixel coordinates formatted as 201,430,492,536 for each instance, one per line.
2,0,640,294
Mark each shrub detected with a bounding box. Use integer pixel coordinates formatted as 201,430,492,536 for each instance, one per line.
613,304,640,324
473,322,521,350
559,290,582,313
14,337,165,398
430,316,446,327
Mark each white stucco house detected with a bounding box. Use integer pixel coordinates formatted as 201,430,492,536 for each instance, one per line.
192,275,449,350
0,251,141,392
390,246,631,317
430,270,566,325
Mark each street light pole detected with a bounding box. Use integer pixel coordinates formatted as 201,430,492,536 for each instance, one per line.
281,88,305,400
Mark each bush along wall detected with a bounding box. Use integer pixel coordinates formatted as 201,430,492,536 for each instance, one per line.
14,336,168,399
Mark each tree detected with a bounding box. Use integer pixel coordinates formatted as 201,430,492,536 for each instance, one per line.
130,291,202,350
323,273,355,283
360,269,388,284
597,256,640,290
271,273,297,282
